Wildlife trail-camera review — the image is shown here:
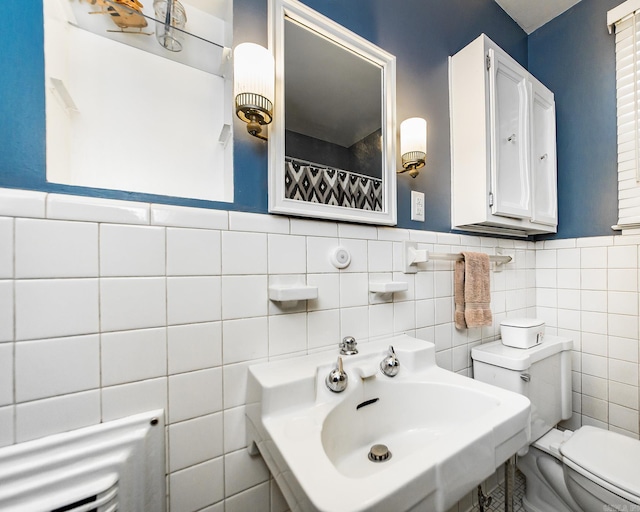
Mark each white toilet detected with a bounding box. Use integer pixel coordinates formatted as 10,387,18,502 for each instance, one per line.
472,335,640,512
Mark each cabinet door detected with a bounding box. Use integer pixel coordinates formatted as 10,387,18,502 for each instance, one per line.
488,49,531,220
530,80,557,227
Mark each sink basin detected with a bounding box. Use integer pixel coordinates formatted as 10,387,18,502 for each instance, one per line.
246,335,531,512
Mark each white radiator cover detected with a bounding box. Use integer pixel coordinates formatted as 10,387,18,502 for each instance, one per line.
0,410,166,512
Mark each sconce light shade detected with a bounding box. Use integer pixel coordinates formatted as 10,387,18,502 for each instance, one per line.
234,43,275,139
399,117,427,178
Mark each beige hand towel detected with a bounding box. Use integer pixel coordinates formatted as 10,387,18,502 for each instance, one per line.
454,252,492,329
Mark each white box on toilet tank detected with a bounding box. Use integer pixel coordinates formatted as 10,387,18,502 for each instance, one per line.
500,318,545,348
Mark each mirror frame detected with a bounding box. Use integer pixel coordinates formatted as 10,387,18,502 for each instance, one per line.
268,0,397,225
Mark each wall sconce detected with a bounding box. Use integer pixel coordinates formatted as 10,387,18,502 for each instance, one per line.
398,117,427,178
234,43,275,141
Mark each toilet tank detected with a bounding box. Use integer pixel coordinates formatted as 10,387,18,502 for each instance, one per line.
471,336,573,443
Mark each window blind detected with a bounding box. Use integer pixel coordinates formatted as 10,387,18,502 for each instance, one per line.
611,2,640,231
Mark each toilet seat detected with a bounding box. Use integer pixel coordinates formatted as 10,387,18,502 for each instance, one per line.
560,426,640,504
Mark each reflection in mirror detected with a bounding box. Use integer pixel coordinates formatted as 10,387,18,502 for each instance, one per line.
43,0,233,202
269,0,397,225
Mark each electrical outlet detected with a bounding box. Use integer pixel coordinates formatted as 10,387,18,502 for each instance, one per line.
411,190,425,221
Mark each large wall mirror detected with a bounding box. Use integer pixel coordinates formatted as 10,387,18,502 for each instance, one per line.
268,0,397,225
43,0,233,203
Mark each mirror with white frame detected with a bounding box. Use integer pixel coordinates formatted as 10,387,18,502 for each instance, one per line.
43,0,233,203
268,0,397,225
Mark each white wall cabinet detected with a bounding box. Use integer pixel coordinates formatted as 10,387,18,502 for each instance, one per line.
450,34,557,237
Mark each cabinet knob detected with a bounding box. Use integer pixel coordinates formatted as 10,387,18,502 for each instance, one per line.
540,153,548,161
507,133,516,143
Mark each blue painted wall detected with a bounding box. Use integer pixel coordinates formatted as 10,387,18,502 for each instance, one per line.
528,0,619,239
5,0,617,240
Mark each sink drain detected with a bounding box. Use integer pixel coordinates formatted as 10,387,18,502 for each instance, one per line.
368,444,392,462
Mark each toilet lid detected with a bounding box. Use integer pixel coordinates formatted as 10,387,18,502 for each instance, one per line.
560,426,640,499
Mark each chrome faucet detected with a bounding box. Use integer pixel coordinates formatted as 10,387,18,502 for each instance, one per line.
380,345,400,377
325,357,348,393
340,336,358,355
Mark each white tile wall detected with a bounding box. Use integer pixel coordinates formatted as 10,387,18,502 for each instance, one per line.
4,188,638,512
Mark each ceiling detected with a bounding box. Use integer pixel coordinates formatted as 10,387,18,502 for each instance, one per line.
495,0,583,34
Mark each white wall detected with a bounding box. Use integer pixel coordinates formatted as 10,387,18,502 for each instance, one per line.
0,186,604,512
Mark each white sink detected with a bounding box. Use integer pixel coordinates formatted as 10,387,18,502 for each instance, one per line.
246,335,531,512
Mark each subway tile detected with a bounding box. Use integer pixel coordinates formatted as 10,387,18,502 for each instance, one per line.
338,223,377,240
368,303,394,338
167,276,222,325
339,273,368,308
340,306,369,340
100,224,165,277
167,322,222,375
0,406,13,447
167,228,221,276
307,309,340,350
557,248,581,268
607,245,637,269
222,317,268,364
609,358,639,386
224,448,270,497
580,247,607,268
609,336,639,363
289,218,338,237
337,238,368,273
0,344,12,406
581,395,608,422
223,406,247,453
543,239,576,249
580,290,607,312
225,482,270,512
608,313,639,339
577,236,614,248
306,237,339,273
394,300,416,332
100,277,166,332
101,377,167,422
608,291,638,315
267,234,306,274
15,279,99,341
581,311,607,335
221,231,267,275
15,219,98,278
268,312,307,356
582,374,608,400
581,332,607,357
378,227,410,241
223,359,266,410
47,194,149,224
535,249,556,269
608,269,637,292
169,413,223,472
0,189,46,218
582,353,608,379
229,211,289,234
557,269,580,289
101,328,167,386
221,275,266,320
307,273,340,311
0,218,13,278
16,390,100,443
609,381,639,410
168,367,222,423
169,457,224,512
368,240,393,272
434,323,453,352
15,335,99,402
536,268,557,288
151,203,228,230
0,281,13,342
581,269,607,290
609,403,639,434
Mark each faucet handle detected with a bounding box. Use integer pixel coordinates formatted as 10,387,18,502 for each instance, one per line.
380,345,400,377
340,336,358,355
325,357,348,393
